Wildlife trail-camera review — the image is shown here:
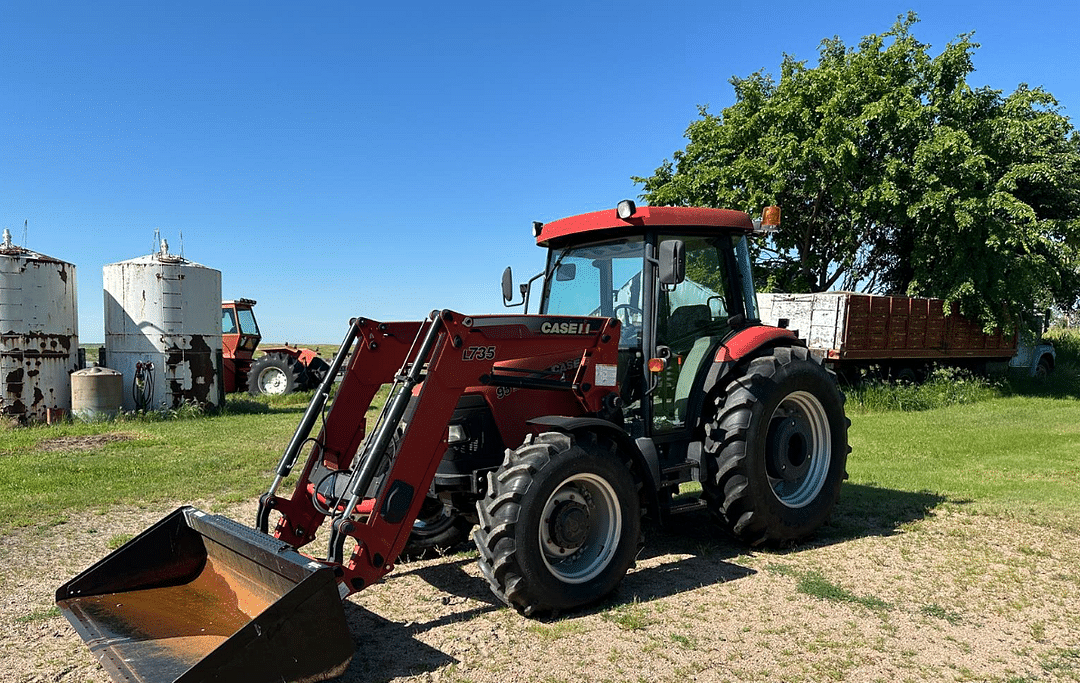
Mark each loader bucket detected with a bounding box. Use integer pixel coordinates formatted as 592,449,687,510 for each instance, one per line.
56,507,354,683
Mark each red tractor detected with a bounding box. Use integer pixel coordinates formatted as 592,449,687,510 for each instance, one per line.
59,202,849,683
221,298,331,396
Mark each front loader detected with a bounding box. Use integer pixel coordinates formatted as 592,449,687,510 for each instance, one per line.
58,201,849,682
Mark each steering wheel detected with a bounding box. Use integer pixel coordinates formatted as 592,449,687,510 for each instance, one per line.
612,304,643,326
612,304,643,346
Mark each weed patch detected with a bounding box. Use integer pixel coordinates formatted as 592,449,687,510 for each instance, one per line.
601,599,654,631
847,367,1001,413
920,603,963,624
107,533,134,550
768,564,891,611
525,620,584,641
1041,647,1080,675
15,607,60,624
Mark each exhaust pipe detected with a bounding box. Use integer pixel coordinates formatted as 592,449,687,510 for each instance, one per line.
56,507,353,683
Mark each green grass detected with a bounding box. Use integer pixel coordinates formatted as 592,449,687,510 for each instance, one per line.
845,395,1080,523
12,334,1080,536
767,564,891,610
0,387,389,531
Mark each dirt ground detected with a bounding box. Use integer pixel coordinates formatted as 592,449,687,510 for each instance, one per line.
3,496,1079,683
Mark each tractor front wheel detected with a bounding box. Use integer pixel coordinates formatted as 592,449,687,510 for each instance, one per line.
703,345,848,546
248,354,306,396
473,431,640,615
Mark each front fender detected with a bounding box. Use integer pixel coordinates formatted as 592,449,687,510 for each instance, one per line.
526,415,660,516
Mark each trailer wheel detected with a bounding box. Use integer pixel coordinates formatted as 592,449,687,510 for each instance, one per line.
401,495,473,559
703,345,848,546
248,354,306,396
474,431,640,615
1035,356,1052,379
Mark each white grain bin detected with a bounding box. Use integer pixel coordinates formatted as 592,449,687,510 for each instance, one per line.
71,366,123,421
104,240,222,412
0,229,80,422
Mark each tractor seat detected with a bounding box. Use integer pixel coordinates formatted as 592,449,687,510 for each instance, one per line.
674,336,719,424
666,304,711,354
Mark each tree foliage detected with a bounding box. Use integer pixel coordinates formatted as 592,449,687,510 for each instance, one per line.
635,13,1080,330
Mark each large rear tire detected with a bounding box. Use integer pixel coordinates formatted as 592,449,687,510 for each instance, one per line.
703,345,848,546
248,354,307,396
473,431,640,615
304,356,332,390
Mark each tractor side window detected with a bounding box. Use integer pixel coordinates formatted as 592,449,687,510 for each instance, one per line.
652,236,731,434
237,309,260,336
222,309,238,335
541,238,645,349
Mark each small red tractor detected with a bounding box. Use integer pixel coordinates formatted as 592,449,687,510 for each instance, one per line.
221,298,331,396
59,202,849,683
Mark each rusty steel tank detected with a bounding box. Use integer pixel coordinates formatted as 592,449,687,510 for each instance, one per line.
0,229,80,422
104,240,222,412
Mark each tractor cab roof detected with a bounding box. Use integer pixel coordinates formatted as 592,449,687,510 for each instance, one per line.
536,203,754,248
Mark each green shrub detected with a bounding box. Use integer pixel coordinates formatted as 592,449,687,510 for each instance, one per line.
846,366,1001,413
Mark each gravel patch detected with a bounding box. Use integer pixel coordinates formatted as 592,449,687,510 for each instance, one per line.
4,500,1079,683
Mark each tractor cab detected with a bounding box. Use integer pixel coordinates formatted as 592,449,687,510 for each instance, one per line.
508,201,770,441
222,298,262,361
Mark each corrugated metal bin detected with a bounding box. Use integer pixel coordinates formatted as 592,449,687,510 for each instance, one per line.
0,229,80,422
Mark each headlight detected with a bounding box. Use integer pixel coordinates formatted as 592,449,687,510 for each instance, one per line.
447,424,469,445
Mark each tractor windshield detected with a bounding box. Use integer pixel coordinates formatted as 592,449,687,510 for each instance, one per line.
540,238,645,348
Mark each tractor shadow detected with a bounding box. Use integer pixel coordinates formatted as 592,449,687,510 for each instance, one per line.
825,482,953,542
332,557,501,681
604,482,950,610
329,483,949,678
335,602,462,682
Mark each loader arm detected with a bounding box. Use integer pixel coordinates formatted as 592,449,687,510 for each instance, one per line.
259,310,622,596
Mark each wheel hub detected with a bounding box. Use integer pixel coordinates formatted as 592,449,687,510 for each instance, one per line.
548,499,590,549
538,472,623,583
766,413,812,482
259,368,287,394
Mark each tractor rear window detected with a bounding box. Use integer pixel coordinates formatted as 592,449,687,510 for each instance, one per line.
237,309,260,336
222,309,237,335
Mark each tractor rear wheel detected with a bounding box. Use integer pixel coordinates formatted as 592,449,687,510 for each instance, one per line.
248,354,306,396
703,345,848,546
304,357,332,390
473,431,640,615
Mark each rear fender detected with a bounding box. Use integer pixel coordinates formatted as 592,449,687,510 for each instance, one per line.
701,327,802,398
260,345,322,366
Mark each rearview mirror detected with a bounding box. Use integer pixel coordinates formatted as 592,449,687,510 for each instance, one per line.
658,240,685,287
555,263,576,281
501,266,514,304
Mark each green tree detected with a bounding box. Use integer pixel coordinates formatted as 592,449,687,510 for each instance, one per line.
635,12,1080,330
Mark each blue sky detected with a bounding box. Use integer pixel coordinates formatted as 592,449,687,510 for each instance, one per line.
3,1,1079,343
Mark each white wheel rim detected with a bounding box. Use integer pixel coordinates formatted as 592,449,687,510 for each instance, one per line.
258,367,288,394
539,473,622,584
767,391,832,508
